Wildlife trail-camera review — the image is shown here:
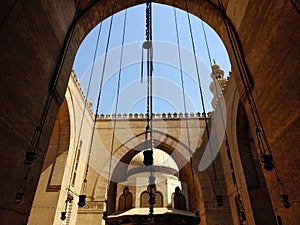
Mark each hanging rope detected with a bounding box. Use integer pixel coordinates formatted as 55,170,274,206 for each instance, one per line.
197,0,246,217
196,2,213,68
216,0,277,176
106,7,128,209
145,0,152,41
142,0,154,168
68,12,104,193
79,0,118,208
61,9,105,220
19,0,84,207
143,1,157,216
184,0,222,200
172,1,197,209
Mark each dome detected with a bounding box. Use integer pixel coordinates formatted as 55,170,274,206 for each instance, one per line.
211,63,225,79
211,63,220,70
128,148,178,172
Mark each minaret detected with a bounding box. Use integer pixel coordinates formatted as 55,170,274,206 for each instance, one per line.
209,63,226,109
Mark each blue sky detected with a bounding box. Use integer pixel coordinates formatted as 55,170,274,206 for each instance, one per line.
73,3,231,114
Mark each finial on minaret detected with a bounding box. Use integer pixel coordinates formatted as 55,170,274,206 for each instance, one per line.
209,62,226,109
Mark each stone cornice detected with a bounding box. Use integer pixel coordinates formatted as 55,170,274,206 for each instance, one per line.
95,112,212,120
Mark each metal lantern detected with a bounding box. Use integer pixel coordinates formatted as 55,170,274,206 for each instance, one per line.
60,211,67,221
240,211,246,221
261,154,274,171
280,194,291,208
23,151,37,166
15,192,24,204
143,150,153,166
216,194,223,207
78,194,86,207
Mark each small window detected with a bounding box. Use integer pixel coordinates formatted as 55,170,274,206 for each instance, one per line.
173,187,186,210
119,187,133,211
140,186,163,207
71,141,81,187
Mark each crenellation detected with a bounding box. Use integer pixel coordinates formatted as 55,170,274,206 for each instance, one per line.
70,71,94,117
94,112,211,120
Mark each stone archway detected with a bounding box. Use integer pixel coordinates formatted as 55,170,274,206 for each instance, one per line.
236,102,276,224
107,141,203,215
28,99,71,225
0,1,299,224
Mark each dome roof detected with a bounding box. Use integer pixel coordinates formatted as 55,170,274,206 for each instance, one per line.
211,63,225,79
128,148,178,172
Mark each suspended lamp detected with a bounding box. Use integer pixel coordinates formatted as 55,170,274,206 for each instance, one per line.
256,127,274,171
184,4,225,208
141,0,154,168
261,154,274,171
213,175,223,208
216,194,224,207
143,150,153,166
18,0,85,205
23,151,37,166
143,137,153,166
217,0,291,205
60,204,67,221
140,0,158,217
78,178,87,207
277,178,291,209
78,194,86,207
60,211,67,221
280,194,291,208
61,195,73,221
14,192,24,204
234,195,246,222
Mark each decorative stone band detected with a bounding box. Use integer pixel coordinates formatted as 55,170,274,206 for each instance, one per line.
127,165,179,178
77,201,105,214
96,112,212,120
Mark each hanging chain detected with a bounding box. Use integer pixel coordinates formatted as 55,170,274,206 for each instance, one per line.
215,1,290,209
142,0,154,166
196,0,246,215
62,9,105,221
172,1,197,210
105,8,128,216
184,0,222,198
145,0,152,41
18,0,84,208
68,9,104,194
216,0,273,165
77,0,118,210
